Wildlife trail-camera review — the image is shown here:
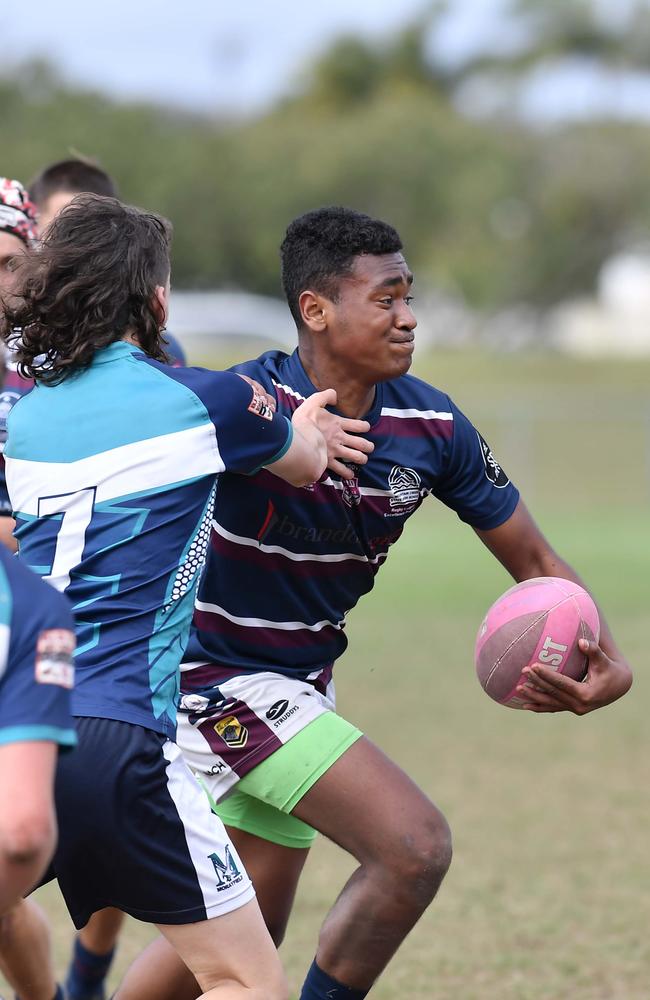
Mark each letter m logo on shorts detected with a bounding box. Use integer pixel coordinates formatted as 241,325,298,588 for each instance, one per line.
208,847,243,891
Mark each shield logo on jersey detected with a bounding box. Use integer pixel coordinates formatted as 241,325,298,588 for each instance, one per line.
388,466,422,514
476,432,510,488
214,715,248,748
341,465,361,508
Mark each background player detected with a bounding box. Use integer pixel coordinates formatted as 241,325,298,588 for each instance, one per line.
119,207,633,1000
0,334,77,913
0,194,369,1000
29,156,187,367
0,178,38,553
0,341,76,1000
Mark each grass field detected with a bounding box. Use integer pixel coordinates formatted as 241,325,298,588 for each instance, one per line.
4,348,648,1000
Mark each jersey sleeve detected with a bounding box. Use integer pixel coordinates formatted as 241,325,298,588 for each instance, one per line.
0,564,77,749
434,399,520,530
187,368,292,476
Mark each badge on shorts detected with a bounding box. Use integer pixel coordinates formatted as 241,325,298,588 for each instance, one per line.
35,629,75,689
247,389,274,421
214,715,248,748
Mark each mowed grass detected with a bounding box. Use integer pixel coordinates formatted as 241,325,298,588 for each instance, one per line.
4,349,648,999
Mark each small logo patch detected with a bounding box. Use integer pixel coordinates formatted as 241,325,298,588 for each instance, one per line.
247,388,274,421
266,699,290,721
208,847,244,891
341,465,361,508
387,465,422,516
477,432,510,488
214,715,248,748
35,629,75,689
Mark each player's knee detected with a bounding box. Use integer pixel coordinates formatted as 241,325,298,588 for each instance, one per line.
389,809,452,910
0,810,56,870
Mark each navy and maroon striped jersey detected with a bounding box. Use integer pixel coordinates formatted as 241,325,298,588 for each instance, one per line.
183,349,520,685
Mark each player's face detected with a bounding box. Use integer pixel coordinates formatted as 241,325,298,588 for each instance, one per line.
37,191,75,235
0,232,27,298
326,253,416,383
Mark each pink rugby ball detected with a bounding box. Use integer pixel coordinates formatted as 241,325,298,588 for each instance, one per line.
475,577,600,709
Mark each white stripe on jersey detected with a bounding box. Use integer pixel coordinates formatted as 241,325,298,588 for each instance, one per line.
213,520,388,565
272,381,306,402
6,423,223,515
380,406,453,421
320,477,392,497
195,598,344,632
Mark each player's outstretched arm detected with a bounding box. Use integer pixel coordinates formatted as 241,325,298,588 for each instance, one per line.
0,740,58,913
266,389,373,486
474,499,633,715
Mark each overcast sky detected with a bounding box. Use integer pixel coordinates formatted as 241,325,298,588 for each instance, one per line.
3,0,650,121
1,0,508,113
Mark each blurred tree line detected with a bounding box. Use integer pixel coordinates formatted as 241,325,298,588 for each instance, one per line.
3,0,650,307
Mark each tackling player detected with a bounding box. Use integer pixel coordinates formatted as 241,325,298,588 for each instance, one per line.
0,171,185,1000
1,195,372,1000
120,207,632,1000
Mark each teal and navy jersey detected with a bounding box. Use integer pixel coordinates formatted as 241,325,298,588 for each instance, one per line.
4,342,292,738
0,336,184,519
0,546,76,749
183,349,520,687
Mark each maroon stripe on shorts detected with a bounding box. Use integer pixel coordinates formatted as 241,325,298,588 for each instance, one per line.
197,698,282,778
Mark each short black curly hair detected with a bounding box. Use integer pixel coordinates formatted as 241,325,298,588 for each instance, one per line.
280,206,403,327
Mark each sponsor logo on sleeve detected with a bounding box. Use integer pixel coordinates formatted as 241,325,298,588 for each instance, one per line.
247,388,274,421
477,432,510,488
35,629,75,689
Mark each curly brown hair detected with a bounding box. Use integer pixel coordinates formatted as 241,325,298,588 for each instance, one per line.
4,194,172,384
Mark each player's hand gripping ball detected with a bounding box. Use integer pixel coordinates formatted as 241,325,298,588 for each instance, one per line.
475,577,600,709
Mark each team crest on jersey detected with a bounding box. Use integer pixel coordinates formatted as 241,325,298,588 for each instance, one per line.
477,432,510,488
214,715,248,748
387,465,422,516
35,629,75,689
247,388,274,421
341,465,361,508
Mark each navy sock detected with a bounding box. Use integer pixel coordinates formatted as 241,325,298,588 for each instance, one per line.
65,937,115,1000
300,959,369,999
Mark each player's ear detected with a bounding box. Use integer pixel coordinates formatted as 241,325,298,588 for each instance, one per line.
299,290,328,333
152,279,170,330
